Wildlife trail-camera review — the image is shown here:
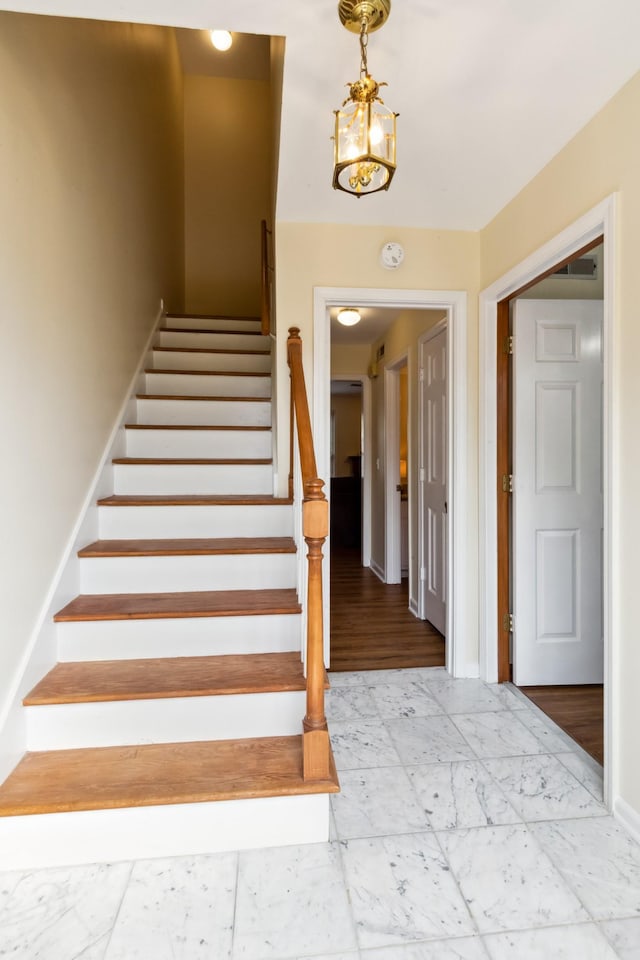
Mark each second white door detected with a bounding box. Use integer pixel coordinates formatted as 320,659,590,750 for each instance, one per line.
513,298,603,685
420,325,447,634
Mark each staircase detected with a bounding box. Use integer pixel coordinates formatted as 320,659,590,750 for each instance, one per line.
0,313,338,870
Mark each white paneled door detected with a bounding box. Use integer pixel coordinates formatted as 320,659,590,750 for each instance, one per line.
513,299,603,685
420,325,447,635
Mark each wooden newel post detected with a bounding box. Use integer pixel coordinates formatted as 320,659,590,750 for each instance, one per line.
302,477,330,780
288,326,331,781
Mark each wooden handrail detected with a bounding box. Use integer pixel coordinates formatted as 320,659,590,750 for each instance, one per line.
261,220,274,338
287,326,331,781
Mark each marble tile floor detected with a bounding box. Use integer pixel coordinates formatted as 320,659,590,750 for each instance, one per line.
2,668,640,959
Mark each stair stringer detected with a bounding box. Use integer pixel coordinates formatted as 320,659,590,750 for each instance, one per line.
0,303,165,784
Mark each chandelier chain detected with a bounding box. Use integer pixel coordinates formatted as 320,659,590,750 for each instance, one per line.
359,19,369,77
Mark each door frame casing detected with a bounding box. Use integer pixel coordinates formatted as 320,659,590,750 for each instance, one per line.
418,318,449,627
478,195,618,805
313,286,469,678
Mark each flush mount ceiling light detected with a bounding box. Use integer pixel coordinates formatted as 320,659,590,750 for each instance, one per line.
337,308,362,326
210,29,233,51
332,0,398,197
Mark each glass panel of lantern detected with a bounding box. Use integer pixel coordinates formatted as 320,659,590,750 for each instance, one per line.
333,98,397,196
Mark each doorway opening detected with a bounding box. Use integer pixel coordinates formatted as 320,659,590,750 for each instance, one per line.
478,200,617,811
329,328,445,673
498,240,604,764
316,290,467,675
330,379,364,558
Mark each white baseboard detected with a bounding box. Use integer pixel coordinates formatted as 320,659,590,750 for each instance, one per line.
409,597,419,617
459,661,481,679
0,301,165,784
370,559,385,583
614,795,640,845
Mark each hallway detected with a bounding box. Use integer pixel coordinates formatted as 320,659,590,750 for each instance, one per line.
329,548,445,672
1,667,638,957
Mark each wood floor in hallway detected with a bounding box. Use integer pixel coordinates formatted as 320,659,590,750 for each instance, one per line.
329,548,445,672
519,684,604,765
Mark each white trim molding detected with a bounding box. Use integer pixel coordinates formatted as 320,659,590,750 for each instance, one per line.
313,286,469,679
614,796,640,847
478,195,618,809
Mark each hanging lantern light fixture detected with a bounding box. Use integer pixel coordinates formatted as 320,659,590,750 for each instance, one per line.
332,0,398,197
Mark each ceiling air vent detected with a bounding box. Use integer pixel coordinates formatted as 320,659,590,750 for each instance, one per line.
552,257,598,279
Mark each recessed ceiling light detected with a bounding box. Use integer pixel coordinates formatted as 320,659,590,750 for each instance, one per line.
337,308,361,327
210,29,233,51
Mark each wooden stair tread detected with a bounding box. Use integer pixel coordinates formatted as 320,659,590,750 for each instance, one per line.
153,346,270,356
24,652,309,705
78,537,296,558
166,313,260,322
137,394,269,402
146,368,270,378
98,494,292,506
124,424,270,432
0,736,339,816
54,588,301,622
112,457,272,465
162,327,263,337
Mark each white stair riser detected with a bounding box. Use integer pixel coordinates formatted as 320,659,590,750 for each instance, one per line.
152,349,271,373
0,795,330,871
144,372,271,398
26,691,306,750
136,397,271,426
125,427,272,459
57,613,302,661
113,462,272,496
164,316,261,332
79,553,296,594
158,330,269,351
98,504,293,539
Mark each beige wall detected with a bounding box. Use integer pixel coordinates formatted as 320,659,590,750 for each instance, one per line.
0,13,184,728
275,222,480,661
368,310,446,603
331,343,370,377
184,75,271,316
480,69,640,817
269,37,285,229
331,393,362,478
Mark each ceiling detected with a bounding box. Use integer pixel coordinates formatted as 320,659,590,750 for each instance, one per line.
331,380,363,395
330,306,404,345
7,0,640,231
